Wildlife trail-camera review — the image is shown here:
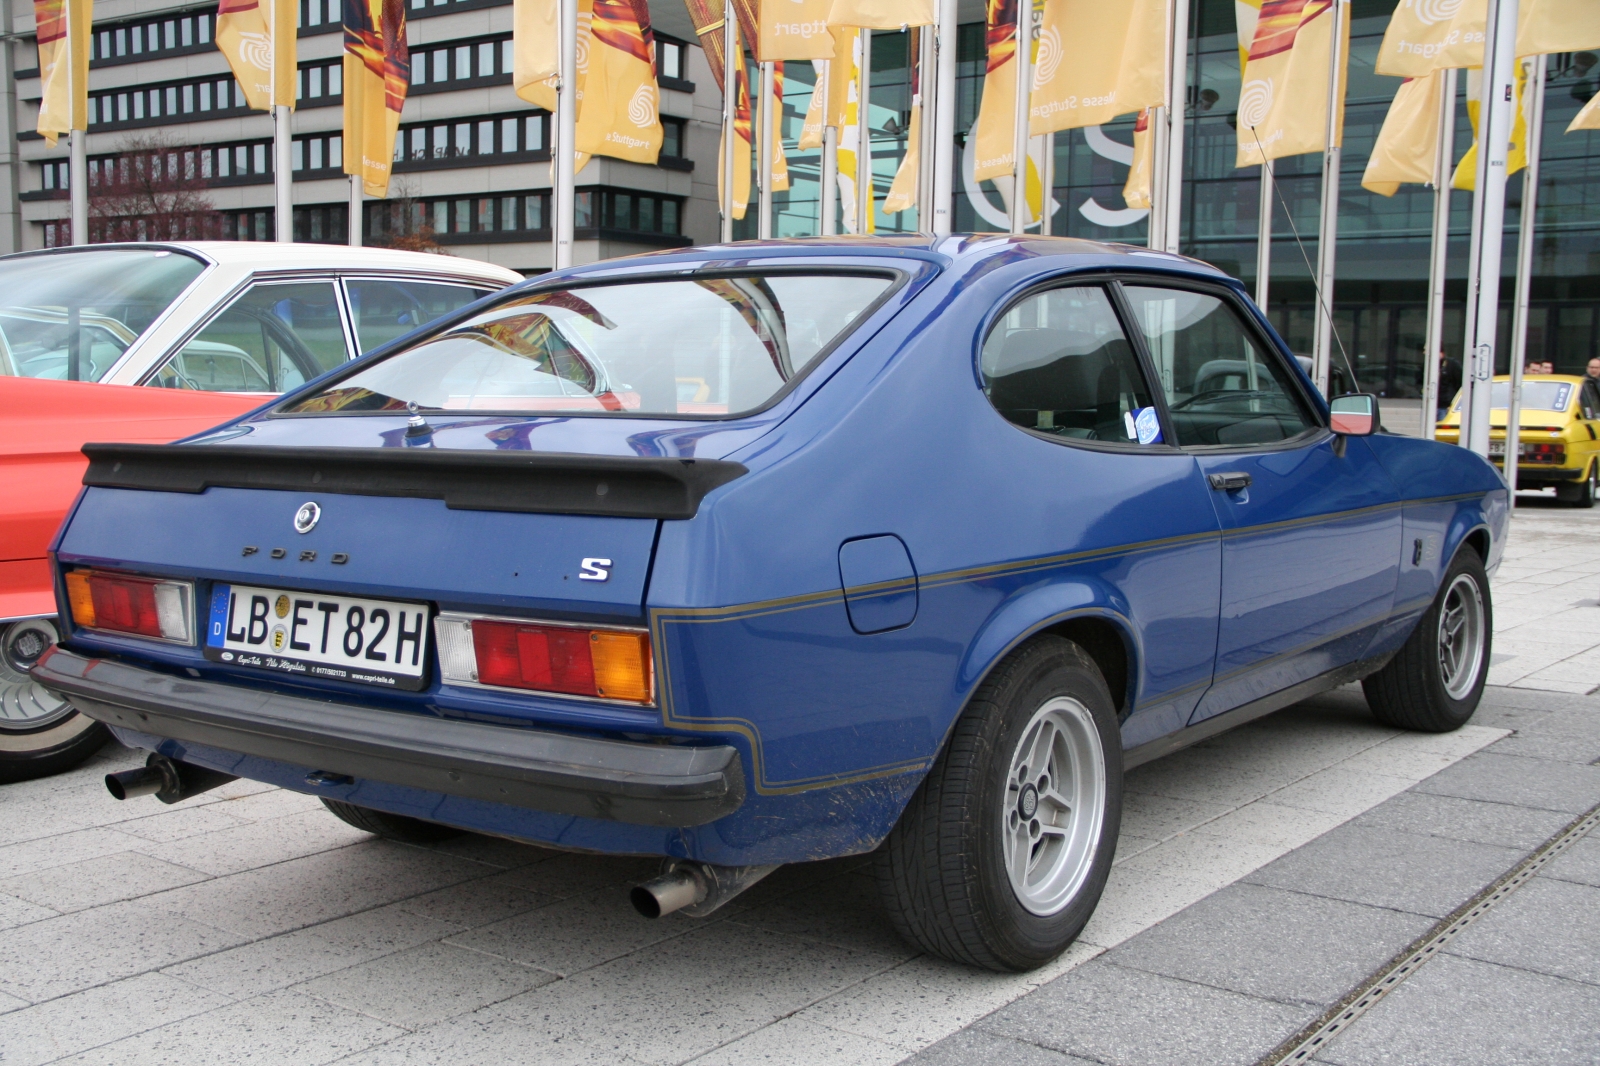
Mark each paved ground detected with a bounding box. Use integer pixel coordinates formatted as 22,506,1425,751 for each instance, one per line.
0,499,1595,1066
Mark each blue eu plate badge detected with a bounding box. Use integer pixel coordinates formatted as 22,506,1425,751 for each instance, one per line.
1133,407,1162,445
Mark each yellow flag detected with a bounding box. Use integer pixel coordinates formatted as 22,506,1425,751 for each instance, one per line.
770,62,791,192
1451,63,1529,190
1362,73,1440,196
513,0,561,110
1517,0,1600,57
884,100,919,213
835,28,872,232
1029,0,1165,134
216,0,297,111
574,0,663,166
343,0,409,198
32,0,89,148
760,0,834,60
1375,0,1484,79
825,0,934,31
1235,0,1264,72
972,0,1021,183
1571,87,1600,133
1123,108,1153,210
799,60,827,148
1235,0,1349,168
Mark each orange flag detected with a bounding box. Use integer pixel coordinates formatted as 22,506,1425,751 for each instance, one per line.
32,0,90,148
1235,0,1348,168
683,0,753,219
217,0,297,111
972,0,1020,184
343,0,410,197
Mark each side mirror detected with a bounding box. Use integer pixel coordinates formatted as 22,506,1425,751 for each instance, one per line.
1330,393,1378,437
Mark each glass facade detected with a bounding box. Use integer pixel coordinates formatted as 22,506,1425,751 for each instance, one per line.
759,0,1600,392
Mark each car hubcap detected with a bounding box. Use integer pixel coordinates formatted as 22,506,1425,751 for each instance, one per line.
1437,575,1486,701
0,620,73,731
1002,696,1107,916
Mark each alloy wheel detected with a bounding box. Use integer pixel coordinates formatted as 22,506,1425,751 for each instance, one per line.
1001,696,1107,916
0,620,73,732
1436,574,1486,701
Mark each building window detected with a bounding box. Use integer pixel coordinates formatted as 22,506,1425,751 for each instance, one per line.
365,190,555,241
411,33,512,89
391,110,547,165
87,60,339,130
661,117,685,159
656,36,688,83
89,8,213,66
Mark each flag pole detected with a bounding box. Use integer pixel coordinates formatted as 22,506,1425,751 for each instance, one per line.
1421,67,1457,442
554,0,577,266
1310,0,1346,395
1255,159,1271,308
930,0,956,236
821,123,838,234
1040,132,1054,235
1505,54,1547,504
69,130,86,245
917,25,935,223
274,105,292,241
1460,0,1520,458
348,174,362,247
857,28,873,233
721,10,737,241
1008,0,1031,234
758,60,774,238
1160,0,1190,253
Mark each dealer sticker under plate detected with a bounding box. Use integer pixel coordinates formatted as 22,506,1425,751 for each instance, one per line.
206,583,430,690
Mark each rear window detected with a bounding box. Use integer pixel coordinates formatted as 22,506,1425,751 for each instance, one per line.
1451,381,1573,413
281,272,894,418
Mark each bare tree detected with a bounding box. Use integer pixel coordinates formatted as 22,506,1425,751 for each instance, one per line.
89,132,221,242
368,176,451,255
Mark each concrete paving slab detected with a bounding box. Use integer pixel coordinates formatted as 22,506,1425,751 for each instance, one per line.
130,809,373,877
1311,954,1600,1066
1412,751,1600,814
162,926,430,1000
688,1015,912,1066
0,826,151,881
489,922,900,1065
330,1011,654,1066
1241,825,1523,918
898,1026,1101,1066
110,802,252,844
0,849,209,913
391,877,556,930
46,988,404,1066
975,961,1315,1066
442,890,697,977
0,898,249,1003
1105,882,1434,1007
1442,876,1600,986
0,972,233,1066
1541,833,1600,887
297,940,557,1027
0,890,58,932
1347,791,1575,851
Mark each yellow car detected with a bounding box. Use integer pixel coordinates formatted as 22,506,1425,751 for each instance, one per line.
1436,374,1600,506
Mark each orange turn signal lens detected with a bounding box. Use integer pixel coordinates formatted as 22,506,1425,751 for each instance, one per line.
65,570,96,628
590,630,652,703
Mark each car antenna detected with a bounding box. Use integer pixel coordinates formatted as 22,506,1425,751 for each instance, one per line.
1249,126,1360,397
404,401,433,441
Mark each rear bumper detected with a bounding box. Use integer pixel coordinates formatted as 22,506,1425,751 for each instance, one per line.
32,647,744,828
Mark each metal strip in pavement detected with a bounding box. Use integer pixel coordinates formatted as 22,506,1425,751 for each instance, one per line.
1261,800,1600,1066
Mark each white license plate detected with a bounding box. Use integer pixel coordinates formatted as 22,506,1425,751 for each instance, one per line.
1488,442,1505,456
205,584,430,690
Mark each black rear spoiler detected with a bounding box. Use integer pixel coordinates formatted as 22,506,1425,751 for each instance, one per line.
81,443,748,521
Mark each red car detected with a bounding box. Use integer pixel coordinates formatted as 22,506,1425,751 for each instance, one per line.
2,377,258,780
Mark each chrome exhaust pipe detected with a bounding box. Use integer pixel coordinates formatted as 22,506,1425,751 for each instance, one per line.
106,754,237,805
630,861,779,919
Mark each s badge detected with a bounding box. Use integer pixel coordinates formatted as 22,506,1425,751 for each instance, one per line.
579,558,612,582
294,502,321,534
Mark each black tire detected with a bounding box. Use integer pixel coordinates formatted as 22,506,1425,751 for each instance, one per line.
0,618,111,784
321,798,463,843
1363,544,1491,732
1557,463,1597,508
874,636,1123,972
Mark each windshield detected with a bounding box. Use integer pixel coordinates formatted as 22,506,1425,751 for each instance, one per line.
0,249,205,380
282,273,894,417
1452,381,1573,413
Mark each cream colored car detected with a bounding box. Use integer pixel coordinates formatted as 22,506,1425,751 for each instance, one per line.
0,241,522,392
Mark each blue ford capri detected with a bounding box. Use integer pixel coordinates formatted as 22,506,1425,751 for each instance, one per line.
35,236,1506,971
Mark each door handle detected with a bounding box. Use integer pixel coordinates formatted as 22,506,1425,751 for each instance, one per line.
1207,472,1253,491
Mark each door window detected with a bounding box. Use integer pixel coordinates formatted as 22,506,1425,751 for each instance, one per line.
1122,285,1313,448
980,285,1159,445
149,280,349,392
345,279,494,354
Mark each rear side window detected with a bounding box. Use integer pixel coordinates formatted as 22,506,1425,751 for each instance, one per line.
1122,286,1313,448
282,273,893,418
980,285,1157,445
346,280,493,354
150,280,350,393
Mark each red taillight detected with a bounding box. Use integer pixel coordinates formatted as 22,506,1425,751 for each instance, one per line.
466,619,652,703
65,570,194,643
